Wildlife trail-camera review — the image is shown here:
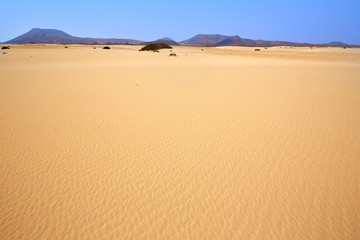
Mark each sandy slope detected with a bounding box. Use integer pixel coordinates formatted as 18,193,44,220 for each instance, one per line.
0,45,359,239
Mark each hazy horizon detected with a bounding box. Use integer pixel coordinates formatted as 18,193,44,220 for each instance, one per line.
1,0,360,44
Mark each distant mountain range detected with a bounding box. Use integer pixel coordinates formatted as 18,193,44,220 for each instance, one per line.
5,28,144,45
4,28,349,47
179,34,308,46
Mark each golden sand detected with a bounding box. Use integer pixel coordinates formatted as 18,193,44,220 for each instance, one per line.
1,45,359,239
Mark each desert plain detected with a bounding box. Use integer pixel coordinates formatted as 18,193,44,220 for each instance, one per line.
0,45,359,239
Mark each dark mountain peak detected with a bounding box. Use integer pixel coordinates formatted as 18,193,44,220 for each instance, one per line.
159,37,173,41
181,34,255,46
196,34,221,37
28,28,72,37
180,34,230,45
328,41,347,46
6,28,73,44
195,34,225,40
146,37,179,46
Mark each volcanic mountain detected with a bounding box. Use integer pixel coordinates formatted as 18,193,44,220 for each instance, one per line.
146,37,179,45
328,41,347,46
180,34,303,46
180,34,230,45
5,28,144,45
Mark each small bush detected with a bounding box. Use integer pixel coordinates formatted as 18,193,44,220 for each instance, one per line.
1,46,10,50
255,49,260,51
139,42,172,52
169,53,177,57
103,46,110,49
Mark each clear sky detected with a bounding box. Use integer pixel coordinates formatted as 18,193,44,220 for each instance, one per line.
1,0,360,44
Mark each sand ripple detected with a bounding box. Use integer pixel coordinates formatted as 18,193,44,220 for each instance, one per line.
1,45,359,239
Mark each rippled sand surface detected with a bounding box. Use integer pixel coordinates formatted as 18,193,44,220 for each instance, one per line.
1,45,359,239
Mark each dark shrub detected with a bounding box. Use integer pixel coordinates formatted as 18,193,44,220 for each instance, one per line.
139,42,172,52
1,46,10,50
255,49,260,51
103,46,110,49
169,53,177,57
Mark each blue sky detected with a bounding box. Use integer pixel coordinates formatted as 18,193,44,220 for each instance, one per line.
1,0,360,44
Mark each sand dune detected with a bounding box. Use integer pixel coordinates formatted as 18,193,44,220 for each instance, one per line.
1,45,359,239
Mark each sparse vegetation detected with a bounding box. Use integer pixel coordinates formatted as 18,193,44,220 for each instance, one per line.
255,49,260,51
1,46,10,50
64,46,68,48
139,42,172,52
169,53,177,57
103,46,110,49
